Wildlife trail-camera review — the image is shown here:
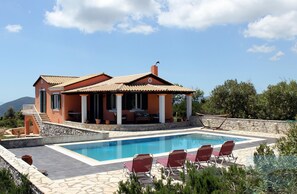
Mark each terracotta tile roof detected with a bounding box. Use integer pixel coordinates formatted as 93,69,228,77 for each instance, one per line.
39,75,78,86
101,73,151,84
50,73,107,88
63,84,194,93
122,85,195,92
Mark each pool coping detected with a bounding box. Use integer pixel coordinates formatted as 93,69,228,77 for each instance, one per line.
8,128,279,181
47,130,266,166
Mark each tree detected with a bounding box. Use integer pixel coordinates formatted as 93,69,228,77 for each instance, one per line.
257,81,297,120
4,107,16,119
0,108,23,128
173,87,204,118
205,79,257,118
191,88,205,114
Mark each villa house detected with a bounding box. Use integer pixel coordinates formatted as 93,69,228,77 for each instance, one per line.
23,65,194,134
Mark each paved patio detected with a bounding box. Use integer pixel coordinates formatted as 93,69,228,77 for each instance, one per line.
8,127,282,193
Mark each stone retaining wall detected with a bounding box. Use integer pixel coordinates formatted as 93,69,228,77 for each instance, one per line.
0,137,43,148
191,116,292,134
41,122,108,136
0,145,46,194
64,120,191,131
1,123,109,148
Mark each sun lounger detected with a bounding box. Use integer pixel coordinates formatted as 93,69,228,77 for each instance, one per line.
156,149,187,176
123,154,153,178
213,140,237,164
187,145,213,169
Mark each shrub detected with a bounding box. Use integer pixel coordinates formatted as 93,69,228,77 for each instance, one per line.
253,124,297,193
0,168,31,193
117,162,261,194
276,124,297,156
118,125,297,194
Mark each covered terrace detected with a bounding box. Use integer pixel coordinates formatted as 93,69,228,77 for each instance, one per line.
62,76,194,125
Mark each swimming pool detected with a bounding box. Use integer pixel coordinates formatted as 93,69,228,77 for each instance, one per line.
58,132,249,163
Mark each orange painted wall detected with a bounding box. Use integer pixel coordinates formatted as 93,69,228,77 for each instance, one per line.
148,94,159,114
35,79,51,112
35,78,63,123
24,115,39,134
100,93,173,123
64,74,110,91
148,94,173,120
35,74,174,124
47,93,63,123
63,94,81,121
102,94,114,122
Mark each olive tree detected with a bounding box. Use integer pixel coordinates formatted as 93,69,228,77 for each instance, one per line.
257,81,297,120
4,107,16,119
173,87,204,118
205,79,257,118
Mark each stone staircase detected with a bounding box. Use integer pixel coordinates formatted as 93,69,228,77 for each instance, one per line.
39,113,50,122
33,113,50,130
22,104,51,132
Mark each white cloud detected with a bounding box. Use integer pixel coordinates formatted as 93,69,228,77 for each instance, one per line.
244,11,297,39
247,44,275,53
44,0,297,40
5,24,22,33
158,1,297,30
270,51,285,61
291,42,297,54
45,0,160,34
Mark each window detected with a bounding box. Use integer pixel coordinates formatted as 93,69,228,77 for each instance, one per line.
51,93,61,110
133,93,144,109
127,93,148,110
107,93,148,110
106,94,116,110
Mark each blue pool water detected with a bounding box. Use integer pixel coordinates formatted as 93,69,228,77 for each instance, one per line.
62,133,247,162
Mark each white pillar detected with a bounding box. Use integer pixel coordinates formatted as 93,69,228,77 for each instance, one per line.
159,94,166,123
80,94,88,123
186,94,192,120
116,94,123,125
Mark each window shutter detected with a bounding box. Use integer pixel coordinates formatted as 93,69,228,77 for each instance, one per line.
126,93,133,110
58,94,61,109
44,92,46,112
122,94,126,110
51,95,54,109
142,93,148,110
107,93,111,110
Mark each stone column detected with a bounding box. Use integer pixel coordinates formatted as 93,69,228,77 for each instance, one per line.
80,94,88,123
159,94,166,123
186,94,192,120
116,93,123,125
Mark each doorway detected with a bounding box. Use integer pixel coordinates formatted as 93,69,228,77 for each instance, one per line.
90,93,103,123
40,90,46,113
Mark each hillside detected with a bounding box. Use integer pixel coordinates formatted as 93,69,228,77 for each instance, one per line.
0,97,34,117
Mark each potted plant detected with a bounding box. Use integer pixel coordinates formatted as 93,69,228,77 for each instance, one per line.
95,118,101,124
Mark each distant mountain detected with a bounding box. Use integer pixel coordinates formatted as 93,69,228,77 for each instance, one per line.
0,97,35,117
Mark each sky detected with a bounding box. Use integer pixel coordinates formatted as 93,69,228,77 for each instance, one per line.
1,0,297,103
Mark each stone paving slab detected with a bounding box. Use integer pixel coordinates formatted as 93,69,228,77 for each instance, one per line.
9,127,278,180
6,127,283,194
